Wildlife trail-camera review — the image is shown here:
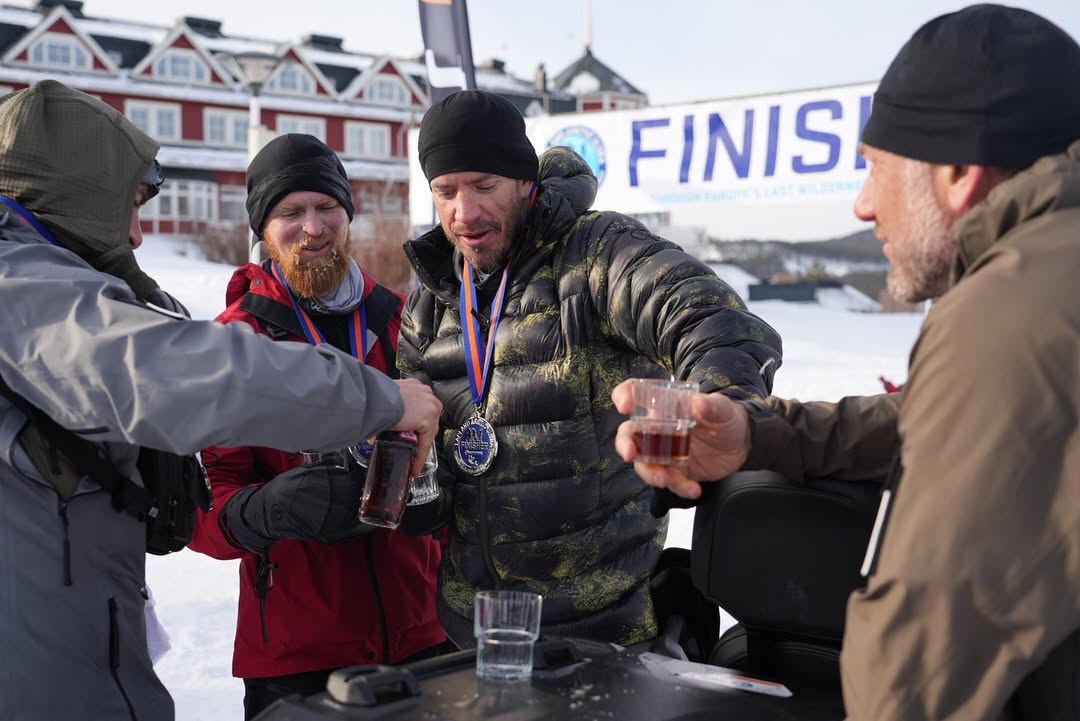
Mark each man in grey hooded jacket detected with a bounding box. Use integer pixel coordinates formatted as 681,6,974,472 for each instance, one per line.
0,81,441,721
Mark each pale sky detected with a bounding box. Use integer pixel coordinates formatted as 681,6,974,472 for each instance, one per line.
55,0,1080,105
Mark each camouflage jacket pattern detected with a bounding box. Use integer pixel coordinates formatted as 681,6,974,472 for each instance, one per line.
400,146,782,646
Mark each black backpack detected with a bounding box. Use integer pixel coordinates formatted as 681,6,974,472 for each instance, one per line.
0,373,211,555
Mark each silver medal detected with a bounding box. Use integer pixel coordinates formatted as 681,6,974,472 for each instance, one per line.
454,414,498,475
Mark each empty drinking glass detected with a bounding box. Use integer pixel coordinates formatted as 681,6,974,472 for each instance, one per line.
407,444,440,506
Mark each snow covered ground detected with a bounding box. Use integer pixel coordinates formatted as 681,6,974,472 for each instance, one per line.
136,237,924,721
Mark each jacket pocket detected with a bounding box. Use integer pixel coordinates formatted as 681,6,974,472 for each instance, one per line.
108,596,140,721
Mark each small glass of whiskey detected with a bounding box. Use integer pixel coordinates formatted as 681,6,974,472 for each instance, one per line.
628,378,699,466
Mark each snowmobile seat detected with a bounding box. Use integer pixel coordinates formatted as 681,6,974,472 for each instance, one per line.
690,470,881,686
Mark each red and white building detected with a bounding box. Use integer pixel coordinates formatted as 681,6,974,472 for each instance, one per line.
0,0,634,241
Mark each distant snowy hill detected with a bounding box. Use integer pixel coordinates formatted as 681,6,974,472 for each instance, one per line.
710,262,880,313
704,229,891,301
816,284,881,313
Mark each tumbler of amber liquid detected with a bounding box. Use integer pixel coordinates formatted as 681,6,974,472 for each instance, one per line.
358,430,417,529
629,378,698,466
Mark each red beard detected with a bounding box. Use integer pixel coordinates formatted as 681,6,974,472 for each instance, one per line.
271,233,352,298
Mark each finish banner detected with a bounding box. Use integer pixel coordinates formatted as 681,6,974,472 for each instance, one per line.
411,82,878,242
522,83,877,241
417,0,477,104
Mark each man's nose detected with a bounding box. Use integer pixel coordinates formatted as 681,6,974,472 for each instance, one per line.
129,214,144,250
454,192,481,224
853,177,875,222
301,209,325,237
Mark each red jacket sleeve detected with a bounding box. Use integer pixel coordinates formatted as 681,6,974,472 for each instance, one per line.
189,443,260,560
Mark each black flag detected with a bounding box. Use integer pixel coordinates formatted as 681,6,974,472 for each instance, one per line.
417,0,477,104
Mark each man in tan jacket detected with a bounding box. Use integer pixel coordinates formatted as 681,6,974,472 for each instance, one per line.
613,5,1080,721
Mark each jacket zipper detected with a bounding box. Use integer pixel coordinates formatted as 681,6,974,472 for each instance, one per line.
57,499,73,586
254,554,278,643
108,597,139,721
363,536,391,662
478,476,500,588
860,455,903,578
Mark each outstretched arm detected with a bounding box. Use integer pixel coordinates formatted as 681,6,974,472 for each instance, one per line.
590,220,782,400
613,383,900,498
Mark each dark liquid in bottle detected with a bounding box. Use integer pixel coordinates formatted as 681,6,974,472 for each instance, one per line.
633,429,691,465
359,436,415,528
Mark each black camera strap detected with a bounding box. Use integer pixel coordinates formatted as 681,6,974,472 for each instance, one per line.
0,372,153,519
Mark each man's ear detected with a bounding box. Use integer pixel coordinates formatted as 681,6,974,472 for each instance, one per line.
934,164,1004,216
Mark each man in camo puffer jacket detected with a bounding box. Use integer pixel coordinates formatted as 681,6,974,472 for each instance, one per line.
399,90,783,648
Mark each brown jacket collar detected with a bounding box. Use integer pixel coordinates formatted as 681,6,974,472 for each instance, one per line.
951,140,1080,285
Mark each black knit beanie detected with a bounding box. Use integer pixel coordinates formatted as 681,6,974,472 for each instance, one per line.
862,4,1080,168
418,90,538,182
246,133,355,237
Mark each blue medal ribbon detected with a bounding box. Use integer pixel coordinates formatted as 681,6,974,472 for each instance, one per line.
271,261,367,360
459,260,510,408
0,195,62,246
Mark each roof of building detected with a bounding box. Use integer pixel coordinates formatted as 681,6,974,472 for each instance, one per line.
552,46,645,98
0,1,597,113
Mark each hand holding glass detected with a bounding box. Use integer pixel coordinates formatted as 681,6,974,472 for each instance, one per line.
628,378,699,466
357,434,440,529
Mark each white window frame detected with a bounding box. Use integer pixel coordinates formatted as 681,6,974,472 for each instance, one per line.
367,76,409,106
125,100,182,142
266,63,316,96
356,190,379,216
276,114,326,142
344,120,391,159
203,107,248,147
381,194,404,217
219,184,247,223
154,48,209,84
29,33,90,70
141,180,219,223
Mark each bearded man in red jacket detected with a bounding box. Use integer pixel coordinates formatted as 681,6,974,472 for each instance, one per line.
189,134,447,720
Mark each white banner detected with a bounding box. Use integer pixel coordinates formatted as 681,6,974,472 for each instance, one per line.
410,82,877,242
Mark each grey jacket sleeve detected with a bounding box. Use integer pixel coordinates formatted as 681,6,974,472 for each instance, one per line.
0,244,403,455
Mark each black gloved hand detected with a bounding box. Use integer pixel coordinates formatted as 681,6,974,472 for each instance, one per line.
397,478,453,537
220,463,373,554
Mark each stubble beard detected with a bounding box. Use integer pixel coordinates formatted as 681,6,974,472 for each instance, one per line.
447,194,527,274
272,232,352,298
886,163,956,304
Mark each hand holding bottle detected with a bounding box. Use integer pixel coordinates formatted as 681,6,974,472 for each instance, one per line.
391,378,442,477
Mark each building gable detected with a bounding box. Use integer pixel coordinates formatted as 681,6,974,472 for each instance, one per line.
265,46,336,97
552,47,645,99
347,56,426,107
131,24,230,86
2,5,116,74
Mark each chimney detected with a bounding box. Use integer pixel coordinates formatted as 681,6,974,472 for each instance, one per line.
34,0,84,16
182,16,223,37
534,63,547,93
302,34,345,52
